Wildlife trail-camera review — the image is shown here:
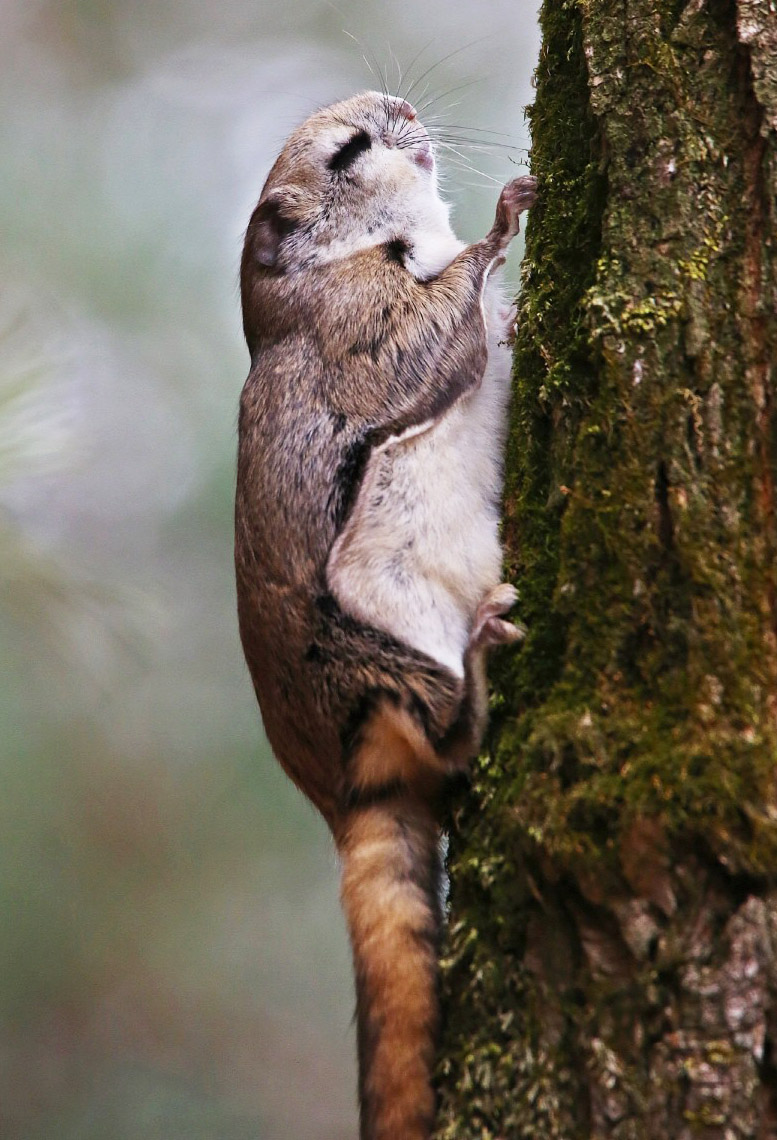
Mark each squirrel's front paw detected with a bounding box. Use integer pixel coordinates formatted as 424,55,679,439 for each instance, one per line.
494,175,538,243
470,583,526,651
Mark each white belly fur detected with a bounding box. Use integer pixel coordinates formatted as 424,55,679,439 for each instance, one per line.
327,276,512,679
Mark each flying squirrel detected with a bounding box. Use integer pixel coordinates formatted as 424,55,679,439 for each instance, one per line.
234,89,536,1140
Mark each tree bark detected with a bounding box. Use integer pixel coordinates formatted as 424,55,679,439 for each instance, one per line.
435,0,777,1136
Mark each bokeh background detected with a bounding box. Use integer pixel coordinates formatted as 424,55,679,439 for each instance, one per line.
0,2,539,1136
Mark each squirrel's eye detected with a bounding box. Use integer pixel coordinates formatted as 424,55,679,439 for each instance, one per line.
329,130,372,173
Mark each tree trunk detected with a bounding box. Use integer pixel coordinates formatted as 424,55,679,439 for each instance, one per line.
434,0,777,1136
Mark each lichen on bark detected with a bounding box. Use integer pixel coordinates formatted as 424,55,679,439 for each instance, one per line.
434,0,777,1136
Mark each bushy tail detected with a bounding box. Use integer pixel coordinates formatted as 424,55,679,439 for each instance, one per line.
339,798,441,1140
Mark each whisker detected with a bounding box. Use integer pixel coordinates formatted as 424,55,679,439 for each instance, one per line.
393,124,431,146
398,36,495,110
410,80,434,112
435,141,503,185
386,44,406,129
342,30,389,103
415,79,482,117
441,166,504,191
432,136,528,155
421,119,527,153
395,136,427,150
395,38,435,104
389,44,403,97
427,123,517,140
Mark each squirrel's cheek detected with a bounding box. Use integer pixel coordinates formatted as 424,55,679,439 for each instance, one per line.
413,142,434,172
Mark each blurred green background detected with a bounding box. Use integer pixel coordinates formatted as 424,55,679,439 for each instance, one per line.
0,2,539,1136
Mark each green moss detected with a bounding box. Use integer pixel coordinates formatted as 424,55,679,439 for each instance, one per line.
435,0,777,1133
496,0,607,726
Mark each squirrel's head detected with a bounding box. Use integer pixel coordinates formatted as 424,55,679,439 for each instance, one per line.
243,91,451,273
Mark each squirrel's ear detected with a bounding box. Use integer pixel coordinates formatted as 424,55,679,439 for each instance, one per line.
247,189,298,268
